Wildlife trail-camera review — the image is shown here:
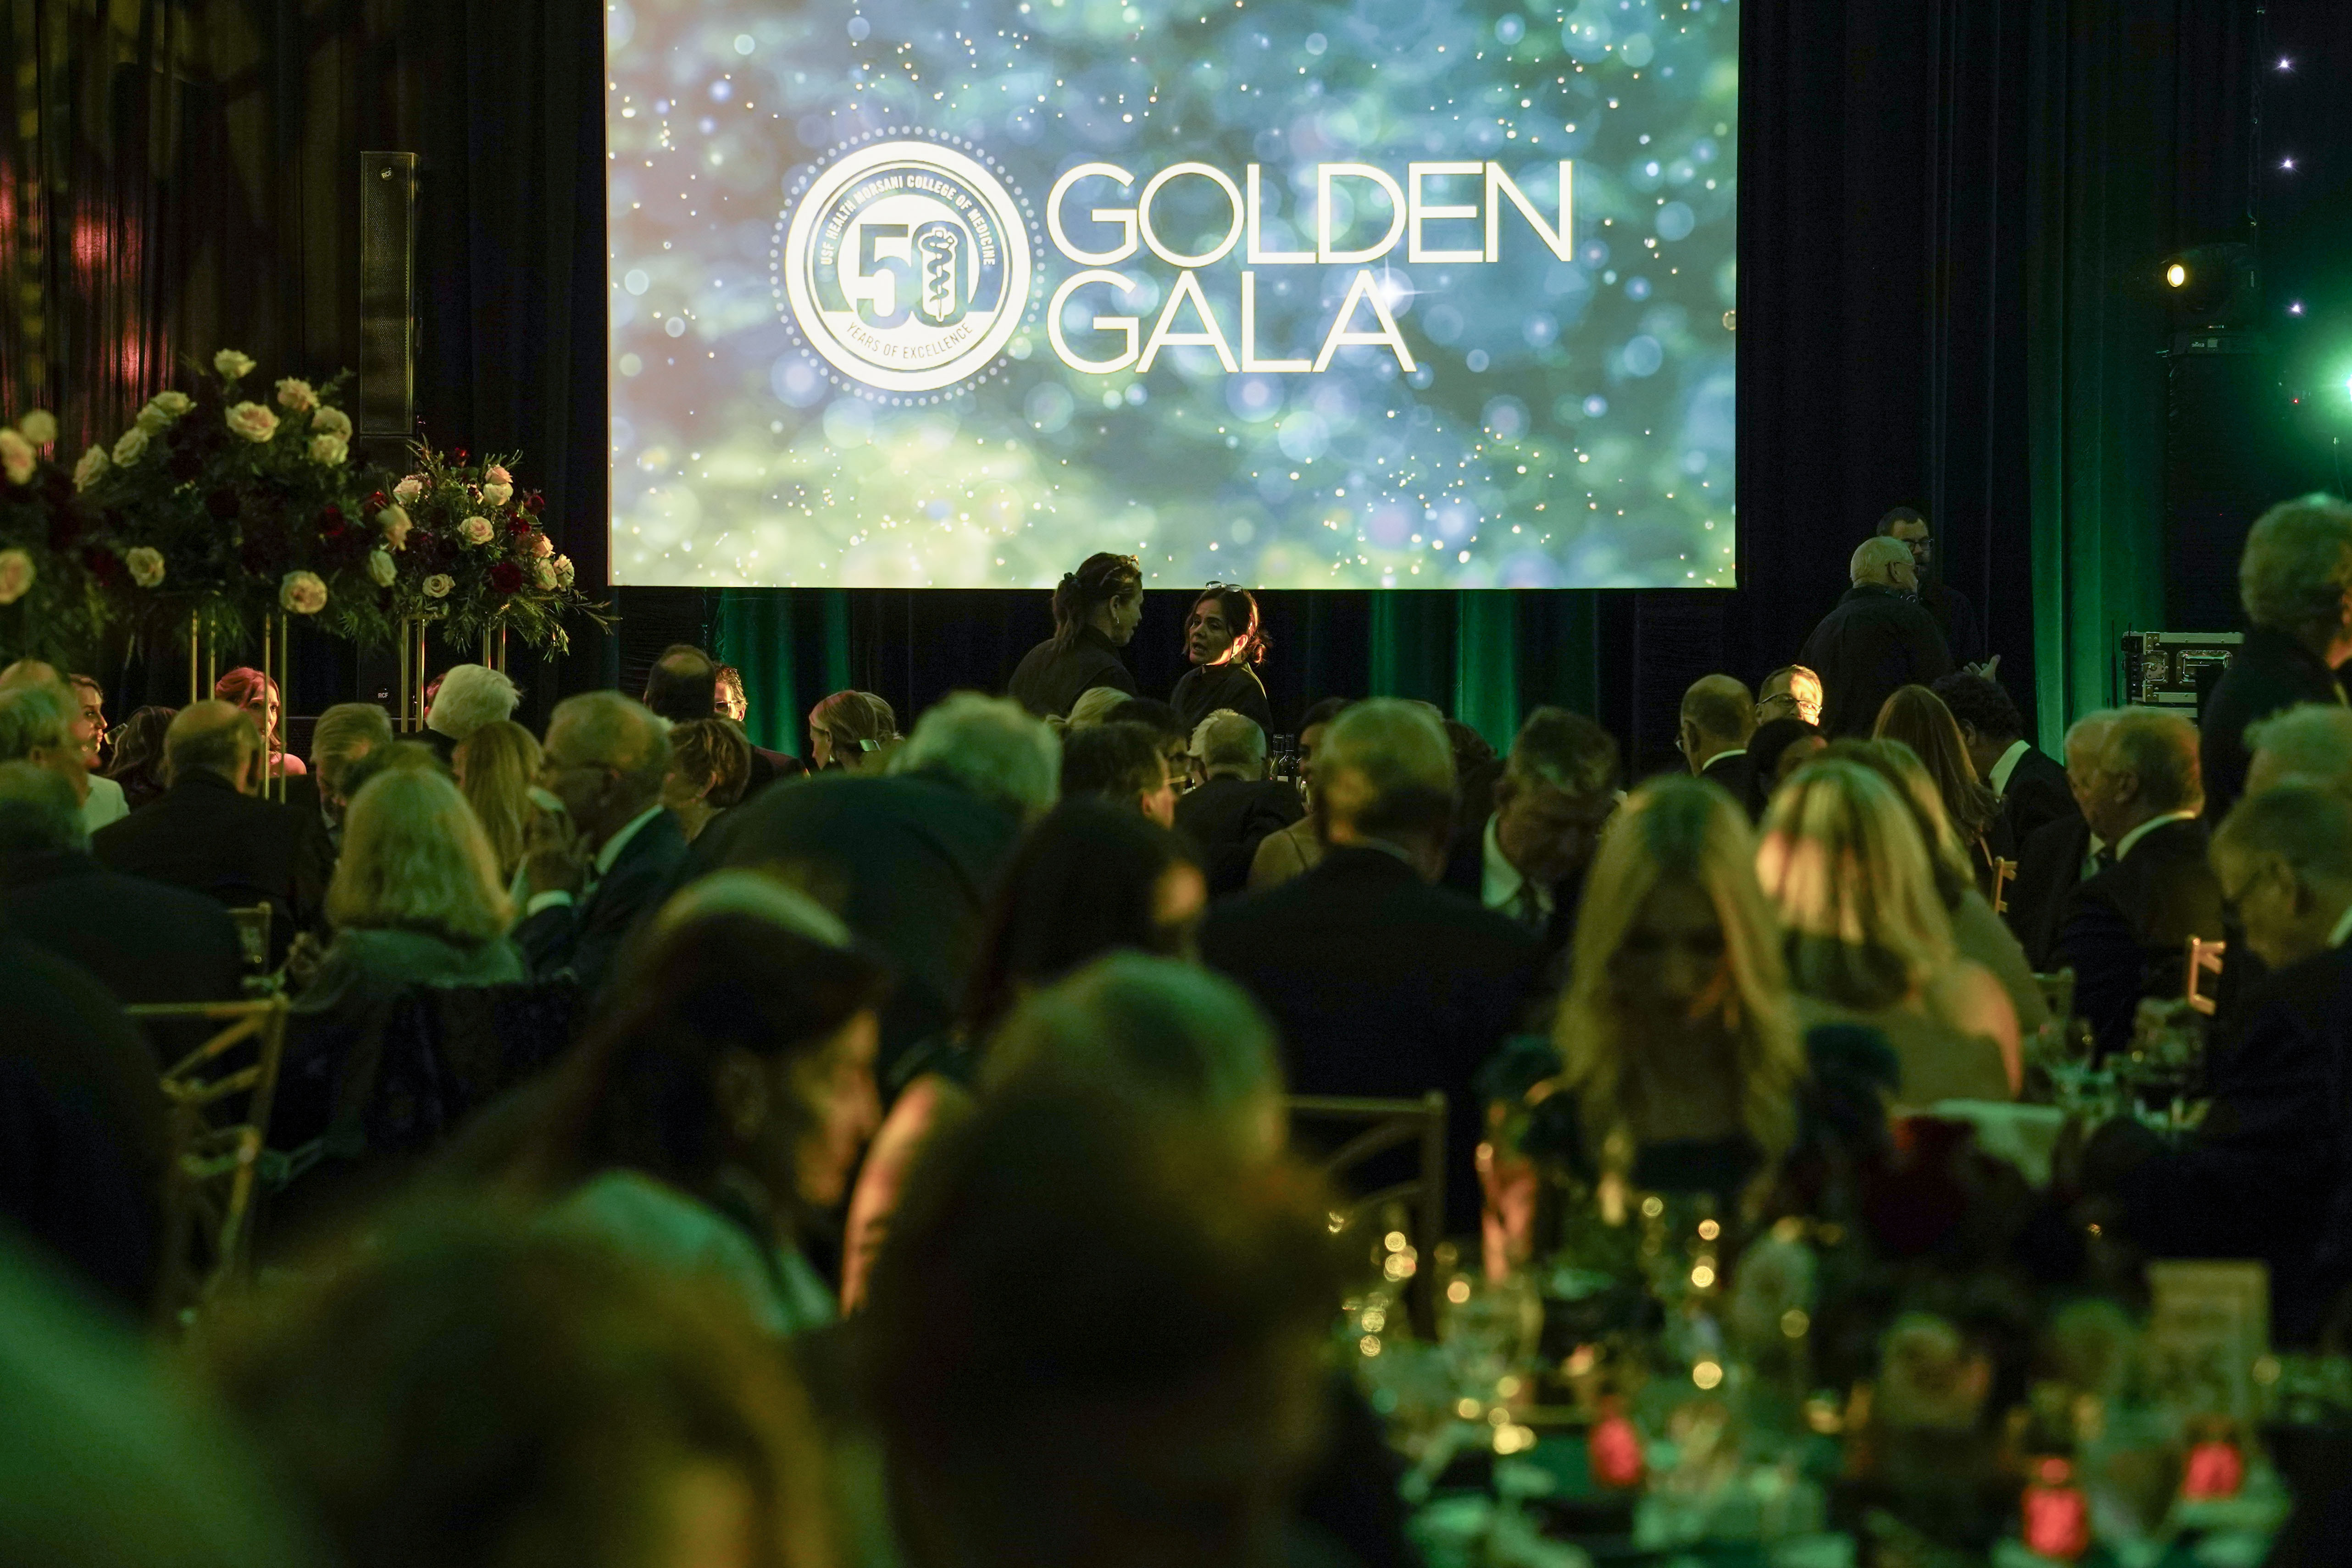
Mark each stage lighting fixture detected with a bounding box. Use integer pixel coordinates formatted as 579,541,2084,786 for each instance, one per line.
2158,244,2258,327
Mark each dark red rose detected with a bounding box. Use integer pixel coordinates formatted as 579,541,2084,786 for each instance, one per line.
205,487,241,520
318,504,347,536
526,492,546,515
455,448,469,463
488,560,523,596
80,546,122,587
167,442,204,482
363,490,388,517
508,515,533,536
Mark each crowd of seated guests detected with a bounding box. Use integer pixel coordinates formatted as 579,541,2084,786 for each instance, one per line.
16,495,2352,1564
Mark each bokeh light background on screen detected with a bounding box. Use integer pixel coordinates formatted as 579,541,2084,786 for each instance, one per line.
606,0,1737,590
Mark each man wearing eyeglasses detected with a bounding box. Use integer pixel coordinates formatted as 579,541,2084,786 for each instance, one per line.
1879,506,1985,669
1754,665,1824,729
518,691,686,992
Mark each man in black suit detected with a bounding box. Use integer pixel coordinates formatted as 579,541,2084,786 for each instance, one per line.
2006,710,2119,967
2201,497,2352,825
693,692,1050,1077
515,691,688,994
1798,536,1955,738
1440,706,1620,967
1174,708,1302,898
1931,671,2077,848
1878,506,1984,669
0,763,240,1008
283,701,394,851
2054,709,2224,1057
715,663,806,794
1679,675,1758,812
1201,699,1548,1230
2084,783,2352,1341
92,701,328,960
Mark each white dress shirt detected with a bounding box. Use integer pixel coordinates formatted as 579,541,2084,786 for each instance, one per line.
1987,739,2030,797
1480,814,1552,928
2112,808,2200,864
79,773,129,832
521,804,668,920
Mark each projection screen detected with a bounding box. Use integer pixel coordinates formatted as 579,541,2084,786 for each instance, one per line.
606,0,1737,590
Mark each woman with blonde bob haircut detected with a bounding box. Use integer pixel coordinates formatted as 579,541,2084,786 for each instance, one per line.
1756,759,2017,1104
1487,777,1897,1217
297,770,526,1030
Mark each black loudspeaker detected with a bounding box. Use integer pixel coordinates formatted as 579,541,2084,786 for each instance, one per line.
2164,330,2303,632
358,152,420,443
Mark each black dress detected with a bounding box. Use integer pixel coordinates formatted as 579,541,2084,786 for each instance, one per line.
1006,626,1136,719
1170,661,1275,737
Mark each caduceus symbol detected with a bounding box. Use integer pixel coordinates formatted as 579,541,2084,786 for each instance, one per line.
916,224,962,325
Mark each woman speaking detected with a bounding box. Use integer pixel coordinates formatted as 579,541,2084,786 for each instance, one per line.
1170,583,1274,738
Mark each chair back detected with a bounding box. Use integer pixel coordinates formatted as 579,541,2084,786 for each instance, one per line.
128,996,290,1326
1990,857,2019,917
2185,936,2226,1017
1287,1092,1448,1272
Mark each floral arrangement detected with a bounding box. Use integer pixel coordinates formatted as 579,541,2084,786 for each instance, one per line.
76,350,399,648
379,442,606,653
0,406,110,666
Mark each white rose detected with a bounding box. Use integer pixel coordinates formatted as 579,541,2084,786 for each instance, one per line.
18,410,56,447
529,531,554,558
533,558,556,589
482,482,513,507
460,515,495,546
553,554,575,589
72,445,109,492
0,429,32,486
135,404,172,432
394,475,425,504
311,405,353,442
423,573,454,599
309,434,348,466
378,503,412,550
275,377,317,413
226,402,278,443
215,349,256,380
0,549,31,604
366,549,397,587
279,570,328,615
125,547,166,588
484,464,512,485
150,390,193,418
111,426,150,465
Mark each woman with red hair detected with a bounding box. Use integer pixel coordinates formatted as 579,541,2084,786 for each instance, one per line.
214,667,307,778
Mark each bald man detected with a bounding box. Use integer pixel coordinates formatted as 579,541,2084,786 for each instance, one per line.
1796,535,1954,738
1679,674,1758,811
91,701,327,959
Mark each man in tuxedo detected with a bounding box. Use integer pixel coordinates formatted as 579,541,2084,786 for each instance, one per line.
1931,671,2076,847
515,691,687,993
1174,708,1301,898
0,763,240,1009
1679,675,1757,810
2085,783,2352,1341
2202,497,2352,825
1442,706,1620,965
1202,699,1548,1230
1797,537,1954,737
2004,711,2117,967
693,693,1053,1076
92,700,328,960
2054,709,2224,1057
1879,506,1984,669
713,663,805,794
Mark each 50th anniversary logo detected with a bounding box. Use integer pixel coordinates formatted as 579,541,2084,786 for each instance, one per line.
773,129,1575,403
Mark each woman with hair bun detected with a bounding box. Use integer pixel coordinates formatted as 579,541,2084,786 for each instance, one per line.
1170,582,1274,737
1008,552,1144,719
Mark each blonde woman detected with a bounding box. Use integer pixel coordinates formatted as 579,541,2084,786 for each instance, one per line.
1492,776,1897,1212
453,720,543,882
1833,738,2047,1052
1756,759,2018,1104
293,769,525,1037
807,690,899,772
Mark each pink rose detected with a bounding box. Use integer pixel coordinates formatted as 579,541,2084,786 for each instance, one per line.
553,554,575,589
394,475,425,504
279,570,328,615
274,377,317,413
485,464,512,485
226,401,279,443
482,481,514,507
459,515,495,546
0,549,31,604
529,532,554,558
